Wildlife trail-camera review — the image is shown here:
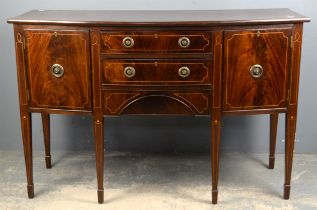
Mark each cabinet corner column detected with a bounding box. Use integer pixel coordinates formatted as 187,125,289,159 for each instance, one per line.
14,25,34,199
284,23,303,199
91,29,105,204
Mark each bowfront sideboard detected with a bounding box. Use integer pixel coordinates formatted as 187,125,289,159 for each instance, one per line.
8,9,310,204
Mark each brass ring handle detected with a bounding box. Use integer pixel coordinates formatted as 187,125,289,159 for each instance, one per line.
122,36,134,48
51,64,64,78
178,37,190,48
123,66,136,78
249,64,264,79
178,66,190,78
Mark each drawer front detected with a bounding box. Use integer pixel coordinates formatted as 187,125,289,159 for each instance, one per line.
101,31,211,54
223,28,292,110
103,90,211,115
102,59,211,85
25,29,91,110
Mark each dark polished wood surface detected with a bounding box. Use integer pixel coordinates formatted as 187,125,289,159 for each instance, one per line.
8,9,310,26
102,59,212,85
101,31,211,53
102,89,211,115
41,113,51,169
223,27,291,110
8,9,310,205
25,29,91,110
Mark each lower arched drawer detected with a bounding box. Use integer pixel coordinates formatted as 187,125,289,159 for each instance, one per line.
103,90,211,115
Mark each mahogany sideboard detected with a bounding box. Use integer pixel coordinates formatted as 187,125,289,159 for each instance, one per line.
7,9,310,204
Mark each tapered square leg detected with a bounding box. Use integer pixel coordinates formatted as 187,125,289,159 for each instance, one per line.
284,113,297,199
41,113,51,169
269,114,278,169
20,112,34,198
210,31,223,204
93,116,104,204
211,118,221,204
91,30,104,204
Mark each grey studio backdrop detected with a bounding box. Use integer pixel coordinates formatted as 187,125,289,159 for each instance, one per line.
0,0,316,153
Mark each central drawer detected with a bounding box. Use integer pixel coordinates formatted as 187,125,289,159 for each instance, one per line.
101,31,211,54
101,59,212,86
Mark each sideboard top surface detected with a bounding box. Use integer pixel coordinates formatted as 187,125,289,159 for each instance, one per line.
7,8,310,26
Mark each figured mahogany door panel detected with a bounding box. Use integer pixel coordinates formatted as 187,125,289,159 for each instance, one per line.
102,59,212,86
25,29,91,110
103,90,211,115
223,28,292,111
101,31,211,54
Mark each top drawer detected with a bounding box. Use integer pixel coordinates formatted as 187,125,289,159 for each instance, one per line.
101,31,212,54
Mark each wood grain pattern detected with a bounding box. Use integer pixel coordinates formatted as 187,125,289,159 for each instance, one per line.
103,90,210,115
223,28,292,110
101,31,211,54
102,59,211,85
25,29,91,110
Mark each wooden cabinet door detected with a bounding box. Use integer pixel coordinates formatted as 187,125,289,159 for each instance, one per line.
25,29,91,110
223,28,292,111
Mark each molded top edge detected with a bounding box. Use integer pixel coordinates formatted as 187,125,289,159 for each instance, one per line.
7,8,310,26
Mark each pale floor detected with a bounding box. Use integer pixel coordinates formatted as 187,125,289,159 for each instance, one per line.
0,151,316,210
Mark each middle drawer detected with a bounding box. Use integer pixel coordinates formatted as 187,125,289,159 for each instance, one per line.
101,59,212,86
